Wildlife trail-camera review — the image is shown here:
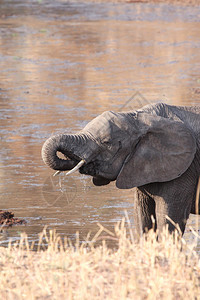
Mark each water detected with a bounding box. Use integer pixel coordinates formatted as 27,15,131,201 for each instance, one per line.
0,0,200,247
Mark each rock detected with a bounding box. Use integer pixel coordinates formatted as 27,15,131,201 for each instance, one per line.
0,210,26,227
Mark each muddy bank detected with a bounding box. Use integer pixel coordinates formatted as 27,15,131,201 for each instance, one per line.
0,211,26,227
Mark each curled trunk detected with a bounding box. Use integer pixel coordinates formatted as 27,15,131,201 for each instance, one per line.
41,134,83,171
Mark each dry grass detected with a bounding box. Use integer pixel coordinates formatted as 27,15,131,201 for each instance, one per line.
0,220,200,300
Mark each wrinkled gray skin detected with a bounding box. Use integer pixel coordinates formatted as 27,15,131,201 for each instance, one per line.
42,103,200,235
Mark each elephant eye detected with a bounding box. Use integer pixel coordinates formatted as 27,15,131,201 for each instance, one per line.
102,140,122,151
103,141,112,149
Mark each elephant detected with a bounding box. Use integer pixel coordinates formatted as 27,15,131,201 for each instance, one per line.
42,102,200,235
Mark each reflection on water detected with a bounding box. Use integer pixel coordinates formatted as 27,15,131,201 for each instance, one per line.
0,0,200,247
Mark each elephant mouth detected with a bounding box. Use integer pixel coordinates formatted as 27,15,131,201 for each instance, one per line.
92,176,111,186
56,150,112,186
79,162,112,186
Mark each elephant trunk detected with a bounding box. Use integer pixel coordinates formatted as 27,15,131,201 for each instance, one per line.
41,134,84,171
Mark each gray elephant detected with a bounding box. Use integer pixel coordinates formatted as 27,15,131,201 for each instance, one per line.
42,102,200,235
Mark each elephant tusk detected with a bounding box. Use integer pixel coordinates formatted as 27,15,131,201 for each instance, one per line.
53,170,62,177
65,159,85,176
53,160,85,177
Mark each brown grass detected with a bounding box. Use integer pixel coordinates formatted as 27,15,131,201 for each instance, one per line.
0,220,200,300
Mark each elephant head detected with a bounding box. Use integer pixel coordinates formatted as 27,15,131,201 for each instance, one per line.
42,109,196,188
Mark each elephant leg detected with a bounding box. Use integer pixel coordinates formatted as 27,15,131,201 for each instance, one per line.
155,198,192,234
133,187,157,235
143,164,199,235
190,180,200,215
153,182,196,234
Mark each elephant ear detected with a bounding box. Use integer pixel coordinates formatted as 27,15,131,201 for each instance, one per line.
116,113,196,189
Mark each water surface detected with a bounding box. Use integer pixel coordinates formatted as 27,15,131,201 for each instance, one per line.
0,0,200,247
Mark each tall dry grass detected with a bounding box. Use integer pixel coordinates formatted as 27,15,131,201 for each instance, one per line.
0,219,200,300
